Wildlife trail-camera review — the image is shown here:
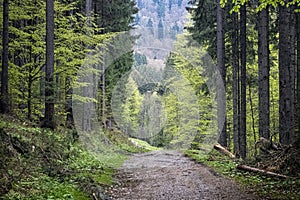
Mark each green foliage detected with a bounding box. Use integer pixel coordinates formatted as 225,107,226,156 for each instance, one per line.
5,0,111,122
0,115,148,198
122,76,143,135
186,149,300,199
158,32,216,148
6,175,89,200
94,0,138,32
187,0,217,57
129,137,161,151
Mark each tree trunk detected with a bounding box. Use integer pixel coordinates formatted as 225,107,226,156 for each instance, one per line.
65,76,74,128
237,165,289,179
65,9,74,129
216,0,227,147
279,3,295,145
214,143,236,159
27,78,32,120
82,0,93,132
258,7,270,140
42,0,55,129
297,12,300,139
240,4,247,159
248,86,257,146
232,11,240,156
0,0,10,114
86,0,92,17
102,63,106,128
289,5,296,141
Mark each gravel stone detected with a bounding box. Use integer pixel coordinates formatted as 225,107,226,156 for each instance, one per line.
106,150,259,200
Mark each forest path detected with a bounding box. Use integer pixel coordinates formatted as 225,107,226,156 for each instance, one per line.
106,150,259,200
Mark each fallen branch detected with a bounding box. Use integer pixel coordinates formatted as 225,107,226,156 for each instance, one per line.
214,143,236,159
237,164,290,179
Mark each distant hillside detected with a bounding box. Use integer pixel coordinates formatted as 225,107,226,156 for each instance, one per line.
133,0,189,69
135,0,189,34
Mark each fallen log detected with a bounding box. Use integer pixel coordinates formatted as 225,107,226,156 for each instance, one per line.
213,143,236,159
237,164,289,179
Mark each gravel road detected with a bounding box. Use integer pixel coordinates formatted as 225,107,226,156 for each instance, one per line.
106,150,259,200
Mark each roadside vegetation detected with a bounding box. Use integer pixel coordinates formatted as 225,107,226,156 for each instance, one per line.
0,115,146,199
186,149,300,200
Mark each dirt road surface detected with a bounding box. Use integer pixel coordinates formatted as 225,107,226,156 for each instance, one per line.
106,150,259,200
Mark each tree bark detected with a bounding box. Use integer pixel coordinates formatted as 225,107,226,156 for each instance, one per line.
237,164,289,179
42,0,55,129
232,11,240,156
240,4,247,159
0,0,10,114
216,0,227,147
249,86,257,146
289,5,296,141
258,7,270,140
65,9,74,128
82,0,93,132
214,143,236,159
297,12,300,139
65,76,74,128
279,3,295,145
102,62,106,128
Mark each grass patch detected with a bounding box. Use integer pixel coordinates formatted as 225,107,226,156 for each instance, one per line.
5,174,89,200
185,149,300,200
129,138,162,151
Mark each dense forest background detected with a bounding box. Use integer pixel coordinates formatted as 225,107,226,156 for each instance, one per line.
0,0,300,199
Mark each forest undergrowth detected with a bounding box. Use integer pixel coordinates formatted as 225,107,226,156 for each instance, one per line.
186,142,300,200
0,114,146,199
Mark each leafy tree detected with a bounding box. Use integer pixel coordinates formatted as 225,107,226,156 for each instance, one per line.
160,32,216,149
117,75,142,136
